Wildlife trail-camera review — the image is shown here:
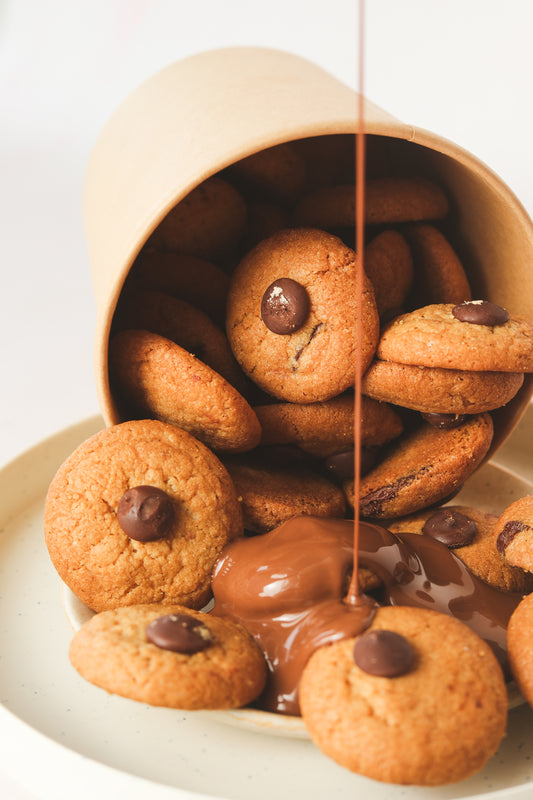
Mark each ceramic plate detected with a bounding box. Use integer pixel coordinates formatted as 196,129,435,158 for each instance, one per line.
2,413,533,800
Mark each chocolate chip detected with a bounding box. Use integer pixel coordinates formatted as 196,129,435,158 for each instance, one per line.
496,520,528,554
422,508,476,548
117,485,175,541
353,629,415,677
146,613,214,653
452,300,510,326
421,412,468,429
261,277,310,334
325,450,355,480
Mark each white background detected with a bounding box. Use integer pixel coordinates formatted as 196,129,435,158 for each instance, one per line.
0,1,532,796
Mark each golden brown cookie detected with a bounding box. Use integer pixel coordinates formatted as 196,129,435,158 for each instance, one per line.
113,290,247,393
362,359,524,414
348,413,494,519
293,178,448,228
404,222,471,305
125,250,229,326
223,453,347,534
377,303,533,372
228,141,307,205
69,604,266,709
148,176,247,263
226,228,379,403
364,230,414,319
507,593,533,708
44,420,243,612
299,605,507,785
494,495,533,572
109,329,261,452
254,394,403,457
387,505,533,593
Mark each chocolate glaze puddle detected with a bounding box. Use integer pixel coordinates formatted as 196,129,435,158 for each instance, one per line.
211,516,521,716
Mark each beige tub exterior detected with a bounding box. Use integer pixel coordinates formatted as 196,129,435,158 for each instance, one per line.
83,46,533,456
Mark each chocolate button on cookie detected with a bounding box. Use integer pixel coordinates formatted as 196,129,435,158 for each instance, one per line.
377,303,533,372
109,330,261,453
299,605,507,785
44,420,243,612
226,228,379,403
347,413,494,519
69,604,266,709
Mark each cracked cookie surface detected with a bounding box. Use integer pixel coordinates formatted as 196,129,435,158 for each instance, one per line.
226,228,379,402
44,419,243,612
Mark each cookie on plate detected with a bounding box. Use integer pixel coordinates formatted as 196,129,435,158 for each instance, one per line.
69,604,266,709
44,420,243,612
109,329,261,453
226,228,379,402
495,495,533,572
388,505,533,593
299,605,507,785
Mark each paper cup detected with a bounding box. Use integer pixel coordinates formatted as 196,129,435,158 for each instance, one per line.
83,46,533,456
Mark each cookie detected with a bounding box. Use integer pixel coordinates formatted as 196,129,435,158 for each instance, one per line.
254,394,403,457
299,605,507,785
148,176,247,264
377,303,533,372
507,593,533,708
404,222,471,306
223,453,347,534
109,329,261,452
387,505,533,593
348,413,494,519
362,359,524,415
113,290,247,393
494,495,533,572
226,228,379,403
69,604,266,709
228,141,307,205
125,250,229,326
293,178,449,228
44,420,243,612
364,230,414,319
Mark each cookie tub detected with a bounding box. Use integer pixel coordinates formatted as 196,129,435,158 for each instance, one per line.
83,46,533,458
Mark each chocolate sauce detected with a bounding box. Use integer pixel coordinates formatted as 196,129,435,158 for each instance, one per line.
211,516,521,715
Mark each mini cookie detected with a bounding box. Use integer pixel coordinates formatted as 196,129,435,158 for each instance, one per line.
228,141,307,205
377,303,533,372
364,230,414,319
125,250,229,326
223,454,346,534
362,359,524,415
44,420,243,612
388,505,533,593
113,290,247,393
507,593,533,708
299,605,507,785
404,223,471,305
348,413,494,518
69,604,266,709
226,228,379,403
254,394,403,457
148,176,247,264
293,178,449,228
495,495,533,572
109,330,261,453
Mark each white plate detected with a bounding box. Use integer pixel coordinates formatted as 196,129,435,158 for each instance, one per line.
3,415,533,800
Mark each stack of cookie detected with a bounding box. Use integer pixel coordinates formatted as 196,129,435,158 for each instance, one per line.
43,134,533,786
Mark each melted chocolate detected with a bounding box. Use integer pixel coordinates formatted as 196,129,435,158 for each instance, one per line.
211,516,521,715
